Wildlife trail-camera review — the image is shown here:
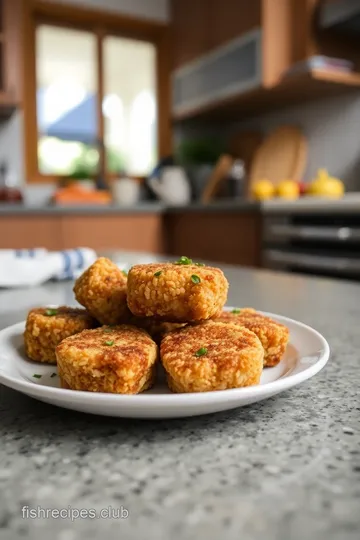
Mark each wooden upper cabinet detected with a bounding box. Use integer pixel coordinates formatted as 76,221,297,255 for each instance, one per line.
171,0,211,69
209,0,261,50
0,0,22,108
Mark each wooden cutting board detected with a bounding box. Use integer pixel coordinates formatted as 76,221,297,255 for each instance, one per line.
228,131,263,172
249,126,307,189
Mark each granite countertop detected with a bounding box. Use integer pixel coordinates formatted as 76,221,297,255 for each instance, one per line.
2,196,360,216
0,252,359,540
0,200,259,216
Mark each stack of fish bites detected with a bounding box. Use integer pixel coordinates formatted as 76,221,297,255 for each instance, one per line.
24,256,289,394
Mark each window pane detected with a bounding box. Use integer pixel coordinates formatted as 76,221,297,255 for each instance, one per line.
103,36,157,176
36,25,98,176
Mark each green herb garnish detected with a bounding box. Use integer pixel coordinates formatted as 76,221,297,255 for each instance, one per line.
104,340,114,346
33,374,42,379
50,373,57,378
154,271,162,277
232,308,242,314
45,308,58,316
122,270,128,276
191,274,201,284
194,262,205,267
174,256,193,265
195,347,208,357
103,328,113,333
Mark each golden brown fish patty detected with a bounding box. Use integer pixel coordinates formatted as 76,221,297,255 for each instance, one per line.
24,306,97,364
214,308,289,367
56,325,157,394
161,321,263,393
127,317,186,344
127,263,228,322
73,257,128,325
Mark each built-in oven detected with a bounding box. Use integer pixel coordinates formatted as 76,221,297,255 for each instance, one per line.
263,212,360,281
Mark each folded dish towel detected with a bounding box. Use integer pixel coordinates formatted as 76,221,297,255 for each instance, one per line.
0,248,97,288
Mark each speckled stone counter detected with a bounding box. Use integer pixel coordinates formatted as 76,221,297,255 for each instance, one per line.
0,253,359,540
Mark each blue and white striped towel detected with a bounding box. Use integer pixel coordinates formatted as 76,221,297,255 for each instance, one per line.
0,248,97,288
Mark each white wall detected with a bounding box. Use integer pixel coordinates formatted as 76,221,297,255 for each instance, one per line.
0,111,24,186
42,0,169,22
175,90,360,192
226,91,360,191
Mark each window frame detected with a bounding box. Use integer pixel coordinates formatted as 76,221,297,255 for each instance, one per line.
23,0,171,183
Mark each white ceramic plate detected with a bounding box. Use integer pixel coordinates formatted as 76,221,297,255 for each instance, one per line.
0,311,329,419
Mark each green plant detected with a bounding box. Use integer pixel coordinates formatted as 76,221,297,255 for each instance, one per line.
176,138,224,165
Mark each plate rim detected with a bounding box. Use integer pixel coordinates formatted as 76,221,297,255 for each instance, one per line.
0,311,330,406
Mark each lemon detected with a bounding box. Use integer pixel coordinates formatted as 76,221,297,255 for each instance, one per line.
308,169,344,198
277,180,300,200
252,180,275,200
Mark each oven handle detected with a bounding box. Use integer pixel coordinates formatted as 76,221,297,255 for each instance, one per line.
264,249,360,273
268,224,360,242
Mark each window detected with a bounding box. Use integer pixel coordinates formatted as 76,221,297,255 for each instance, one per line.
36,25,98,176
103,36,157,176
24,2,170,182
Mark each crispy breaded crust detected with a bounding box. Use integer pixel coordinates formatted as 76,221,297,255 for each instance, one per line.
56,325,158,394
73,257,128,325
161,321,263,392
214,308,289,367
127,317,186,344
24,306,97,364
127,263,228,322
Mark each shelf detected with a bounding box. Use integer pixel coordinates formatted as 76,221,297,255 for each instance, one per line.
172,68,360,123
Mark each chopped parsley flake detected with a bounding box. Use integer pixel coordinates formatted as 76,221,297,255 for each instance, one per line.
154,271,162,277
191,274,201,284
195,347,208,357
45,308,58,316
174,256,192,265
232,308,242,314
104,340,114,346
33,374,42,379
50,373,57,378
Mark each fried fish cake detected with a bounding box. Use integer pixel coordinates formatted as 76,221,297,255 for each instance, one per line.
161,321,263,393
127,262,228,322
128,317,186,344
214,308,289,367
24,306,97,364
73,257,129,325
56,325,157,394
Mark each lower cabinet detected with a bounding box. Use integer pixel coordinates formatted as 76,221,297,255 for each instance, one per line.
0,211,261,267
0,213,164,253
164,211,262,267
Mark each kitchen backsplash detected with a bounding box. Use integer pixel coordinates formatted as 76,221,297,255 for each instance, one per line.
175,90,360,191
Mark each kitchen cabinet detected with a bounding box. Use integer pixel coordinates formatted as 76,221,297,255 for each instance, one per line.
171,0,260,69
171,0,211,69
209,0,261,51
171,0,360,121
0,209,262,267
0,213,165,253
0,0,22,115
164,211,262,267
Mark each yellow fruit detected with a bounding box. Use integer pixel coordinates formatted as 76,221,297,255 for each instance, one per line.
308,169,344,198
252,180,275,201
277,180,300,200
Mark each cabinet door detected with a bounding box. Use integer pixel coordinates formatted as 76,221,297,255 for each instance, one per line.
2,0,22,102
210,0,261,49
171,0,211,69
